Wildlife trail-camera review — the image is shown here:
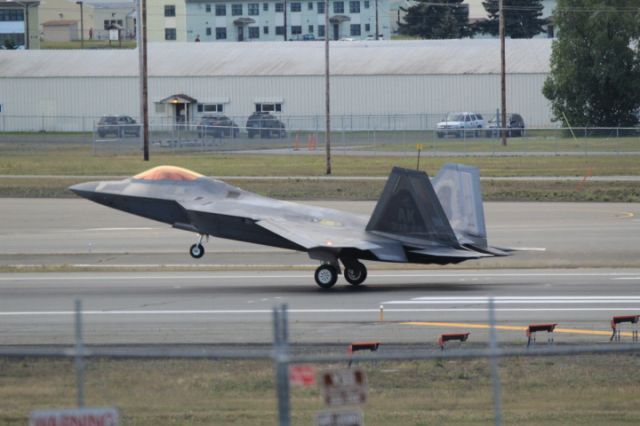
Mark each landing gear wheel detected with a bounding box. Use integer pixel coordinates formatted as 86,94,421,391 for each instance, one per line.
344,262,367,286
190,243,205,259
314,264,338,289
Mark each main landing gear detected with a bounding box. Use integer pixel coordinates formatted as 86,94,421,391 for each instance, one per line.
313,259,368,289
189,234,208,259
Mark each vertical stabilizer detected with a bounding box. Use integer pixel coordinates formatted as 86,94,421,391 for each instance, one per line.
432,163,487,248
366,167,458,246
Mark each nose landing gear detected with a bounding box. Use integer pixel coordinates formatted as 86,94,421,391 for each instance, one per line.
189,234,208,259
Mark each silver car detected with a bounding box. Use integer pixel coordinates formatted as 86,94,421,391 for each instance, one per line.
436,112,485,138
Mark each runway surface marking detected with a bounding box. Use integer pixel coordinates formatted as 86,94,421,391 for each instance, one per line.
2,271,640,282
384,296,640,305
2,307,640,316
82,227,156,232
402,322,631,337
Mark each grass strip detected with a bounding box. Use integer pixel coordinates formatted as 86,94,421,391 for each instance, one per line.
1,142,640,177
1,355,639,425
1,178,638,202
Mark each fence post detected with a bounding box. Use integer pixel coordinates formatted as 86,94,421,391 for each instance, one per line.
488,297,502,426
273,304,291,426
74,298,85,408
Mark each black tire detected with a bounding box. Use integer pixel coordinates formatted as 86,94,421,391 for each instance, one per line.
344,262,367,286
314,264,338,289
189,243,205,259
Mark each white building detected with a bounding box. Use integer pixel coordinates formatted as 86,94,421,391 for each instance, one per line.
0,39,554,131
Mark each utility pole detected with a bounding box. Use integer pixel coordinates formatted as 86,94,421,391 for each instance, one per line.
324,0,331,174
283,0,287,41
375,0,379,40
137,0,149,160
76,1,84,48
499,0,507,147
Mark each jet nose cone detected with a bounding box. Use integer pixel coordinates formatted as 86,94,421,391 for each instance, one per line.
69,181,99,199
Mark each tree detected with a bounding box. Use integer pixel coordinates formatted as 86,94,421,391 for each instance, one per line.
399,0,472,39
477,0,546,38
543,0,640,127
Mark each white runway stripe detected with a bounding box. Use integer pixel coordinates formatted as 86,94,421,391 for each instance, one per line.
1,271,640,282
384,296,640,305
1,307,640,316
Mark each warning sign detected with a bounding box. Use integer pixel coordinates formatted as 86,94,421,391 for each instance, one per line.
316,409,364,426
290,364,317,387
29,407,119,426
321,368,367,407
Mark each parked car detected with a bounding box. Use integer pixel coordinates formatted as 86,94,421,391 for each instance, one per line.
96,115,141,138
197,115,240,138
486,113,525,137
246,112,286,138
436,112,485,138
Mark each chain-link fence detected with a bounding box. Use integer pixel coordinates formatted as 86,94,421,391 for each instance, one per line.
90,124,640,157
2,300,640,425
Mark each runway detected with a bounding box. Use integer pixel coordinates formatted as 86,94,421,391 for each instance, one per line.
1,199,639,346
1,269,640,346
1,199,639,268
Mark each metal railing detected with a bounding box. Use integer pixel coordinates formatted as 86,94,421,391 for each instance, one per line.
2,299,639,426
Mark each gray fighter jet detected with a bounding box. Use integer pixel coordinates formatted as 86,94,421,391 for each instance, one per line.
70,164,510,288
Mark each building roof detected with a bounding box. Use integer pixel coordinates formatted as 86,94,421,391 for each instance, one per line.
42,19,79,26
0,39,551,78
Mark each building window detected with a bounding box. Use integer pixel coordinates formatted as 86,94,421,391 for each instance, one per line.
216,4,226,15
308,24,313,33
248,3,260,15
308,1,313,9
275,3,284,12
232,4,243,15
249,26,259,38
216,27,227,39
350,24,360,36
206,27,212,36
291,25,302,35
318,24,325,37
364,0,369,8
263,2,269,11
263,25,269,34
164,5,176,17
349,1,360,13
256,103,282,113
275,25,284,35
205,4,211,12
333,2,344,13
364,23,370,32
197,104,224,113
317,1,325,13
290,2,301,11
165,28,177,40
0,9,24,21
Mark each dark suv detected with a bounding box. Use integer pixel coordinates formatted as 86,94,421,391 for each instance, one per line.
486,113,525,137
197,115,240,138
97,115,141,138
246,112,286,138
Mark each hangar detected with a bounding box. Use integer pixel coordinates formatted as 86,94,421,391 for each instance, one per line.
0,39,553,131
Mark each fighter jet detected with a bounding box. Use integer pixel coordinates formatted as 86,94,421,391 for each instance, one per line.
70,163,510,289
